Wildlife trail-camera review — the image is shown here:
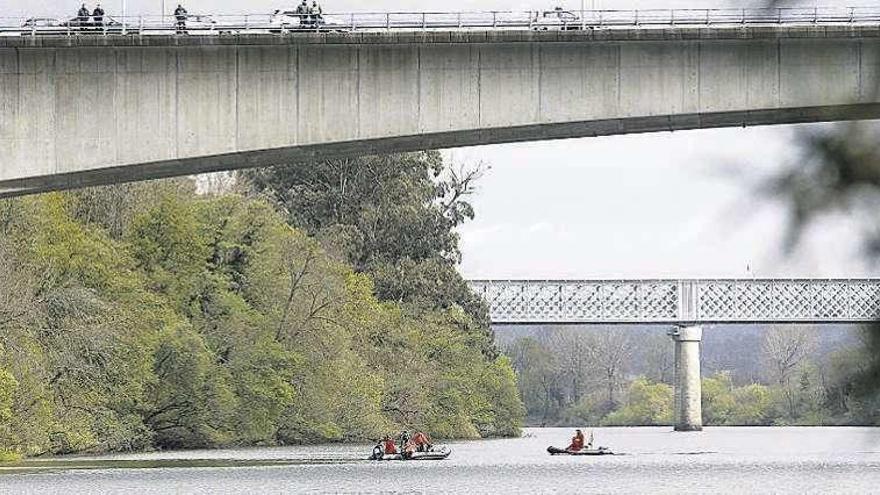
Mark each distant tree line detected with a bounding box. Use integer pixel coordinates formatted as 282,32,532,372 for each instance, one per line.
0,151,523,460
502,325,878,427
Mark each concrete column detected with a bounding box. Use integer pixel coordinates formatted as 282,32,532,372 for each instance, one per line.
669,325,702,432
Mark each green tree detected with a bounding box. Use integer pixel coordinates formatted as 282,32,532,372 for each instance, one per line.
729,384,773,425
602,378,673,426
0,176,524,458
240,153,494,351
702,372,737,425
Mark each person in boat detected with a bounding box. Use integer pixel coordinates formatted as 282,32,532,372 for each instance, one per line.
566,429,586,452
398,430,410,450
382,435,398,455
411,431,433,452
370,440,383,460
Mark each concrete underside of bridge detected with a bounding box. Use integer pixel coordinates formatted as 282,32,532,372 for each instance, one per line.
2,25,880,196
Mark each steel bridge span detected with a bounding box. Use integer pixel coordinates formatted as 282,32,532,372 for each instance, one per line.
469,279,880,431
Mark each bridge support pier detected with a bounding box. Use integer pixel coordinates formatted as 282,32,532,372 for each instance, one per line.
669,325,702,432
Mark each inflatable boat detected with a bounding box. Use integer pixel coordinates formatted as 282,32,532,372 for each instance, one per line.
370,446,451,461
547,446,613,456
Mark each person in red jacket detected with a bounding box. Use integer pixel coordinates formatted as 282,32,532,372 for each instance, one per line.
566,429,586,452
383,435,398,455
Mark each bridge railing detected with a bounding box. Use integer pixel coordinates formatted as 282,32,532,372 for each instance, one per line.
3,7,880,36
469,279,880,325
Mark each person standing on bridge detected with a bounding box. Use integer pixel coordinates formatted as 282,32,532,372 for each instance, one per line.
76,4,90,26
174,4,188,34
309,0,323,27
92,3,105,27
295,0,310,26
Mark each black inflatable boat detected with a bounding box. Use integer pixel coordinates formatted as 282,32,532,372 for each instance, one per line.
547,446,613,456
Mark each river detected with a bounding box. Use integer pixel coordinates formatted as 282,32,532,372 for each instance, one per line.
2,427,879,494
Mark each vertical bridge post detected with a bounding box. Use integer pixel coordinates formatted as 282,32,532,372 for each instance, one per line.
669,325,702,431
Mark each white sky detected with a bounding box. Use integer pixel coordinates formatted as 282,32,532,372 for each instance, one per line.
7,0,878,280
450,126,874,279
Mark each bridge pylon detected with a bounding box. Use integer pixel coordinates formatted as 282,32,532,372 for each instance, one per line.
668,325,702,432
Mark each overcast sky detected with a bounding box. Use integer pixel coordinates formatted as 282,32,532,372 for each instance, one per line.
7,0,878,280
450,125,874,279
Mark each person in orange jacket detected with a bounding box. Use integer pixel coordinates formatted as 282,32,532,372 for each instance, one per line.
566,429,586,451
411,431,433,452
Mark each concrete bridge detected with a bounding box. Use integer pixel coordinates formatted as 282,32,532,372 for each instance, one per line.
469,279,880,431
3,22,880,197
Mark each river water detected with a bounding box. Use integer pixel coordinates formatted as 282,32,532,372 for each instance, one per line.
2,427,879,494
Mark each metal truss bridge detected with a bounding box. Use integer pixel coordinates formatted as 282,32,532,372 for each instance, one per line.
468,279,880,325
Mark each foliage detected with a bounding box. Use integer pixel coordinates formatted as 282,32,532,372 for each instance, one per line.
702,373,774,426
601,378,673,426
0,173,522,457
239,152,495,353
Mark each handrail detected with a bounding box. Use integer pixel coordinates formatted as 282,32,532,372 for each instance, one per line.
3,7,880,36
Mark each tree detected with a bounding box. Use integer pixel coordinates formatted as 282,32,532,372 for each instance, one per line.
761,326,818,419
543,328,595,404
239,153,495,351
0,181,525,458
702,372,737,425
504,338,563,425
640,331,674,384
602,378,673,426
588,329,634,409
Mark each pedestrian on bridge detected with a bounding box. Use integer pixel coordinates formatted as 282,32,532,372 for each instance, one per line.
309,0,323,27
174,4,188,34
92,4,105,27
295,0,309,23
76,4,90,26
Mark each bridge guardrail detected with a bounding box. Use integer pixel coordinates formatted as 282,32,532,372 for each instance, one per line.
3,7,880,36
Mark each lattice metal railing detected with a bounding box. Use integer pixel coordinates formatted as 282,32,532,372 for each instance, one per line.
4,7,880,36
468,279,880,324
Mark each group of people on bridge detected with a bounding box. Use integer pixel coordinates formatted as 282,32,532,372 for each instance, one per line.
75,3,105,27
73,2,190,32
294,0,325,27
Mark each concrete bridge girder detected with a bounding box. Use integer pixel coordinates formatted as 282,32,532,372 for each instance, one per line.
2,27,880,195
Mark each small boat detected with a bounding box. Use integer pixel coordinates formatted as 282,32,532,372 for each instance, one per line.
547,446,613,456
369,446,451,461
